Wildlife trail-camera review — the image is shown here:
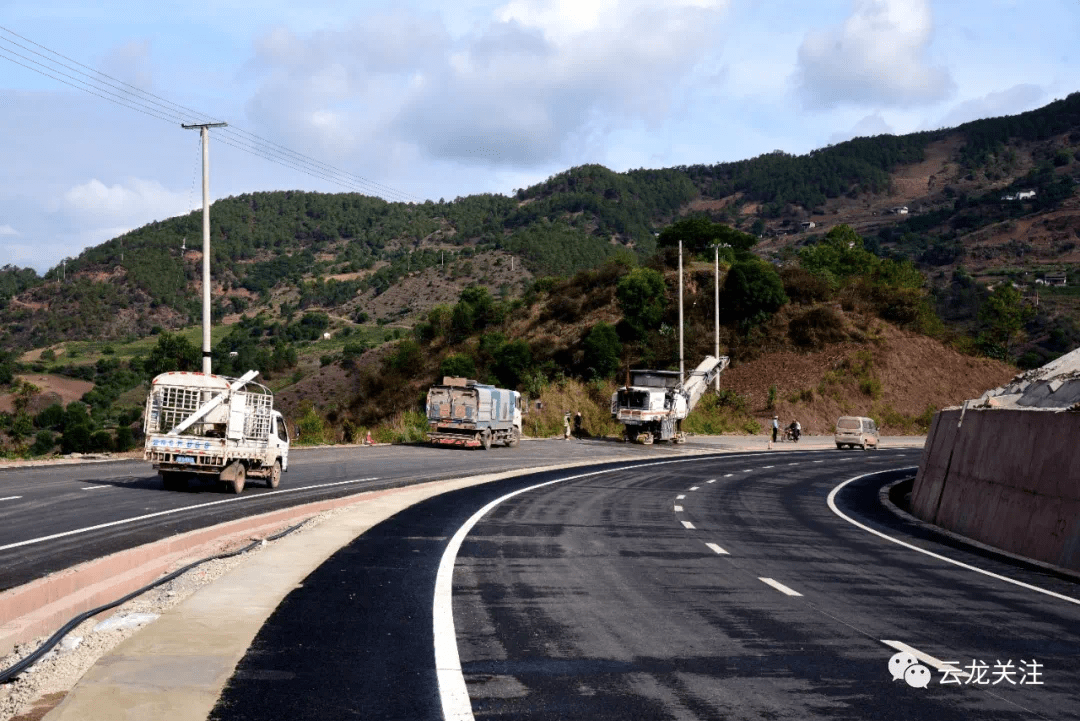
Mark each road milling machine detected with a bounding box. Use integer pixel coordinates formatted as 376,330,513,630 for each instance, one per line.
611,355,730,444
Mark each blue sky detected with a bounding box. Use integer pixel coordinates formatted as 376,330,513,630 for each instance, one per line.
1,0,1077,273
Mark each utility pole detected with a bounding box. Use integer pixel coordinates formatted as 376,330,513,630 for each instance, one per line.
182,122,228,374
678,239,684,386
714,244,720,391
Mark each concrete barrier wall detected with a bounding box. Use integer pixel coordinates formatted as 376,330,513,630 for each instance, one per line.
910,407,1080,572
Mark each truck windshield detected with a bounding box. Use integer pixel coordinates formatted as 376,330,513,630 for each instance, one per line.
617,390,650,409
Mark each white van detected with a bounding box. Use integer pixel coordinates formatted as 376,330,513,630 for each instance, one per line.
835,416,879,450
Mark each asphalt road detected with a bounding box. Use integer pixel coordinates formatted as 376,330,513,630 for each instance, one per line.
209,447,1080,720
0,438,717,591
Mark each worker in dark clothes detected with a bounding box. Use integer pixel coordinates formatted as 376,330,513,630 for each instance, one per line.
574,411,583,439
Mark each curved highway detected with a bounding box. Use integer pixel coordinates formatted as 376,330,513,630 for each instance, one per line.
206,447,1080,720
0,439,716,590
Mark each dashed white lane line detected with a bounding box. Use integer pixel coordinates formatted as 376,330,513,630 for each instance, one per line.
881,640,970,680
681,521,696,530
761,465,774,469
80,486,109,491
676,494,686,500
788,462,798,466
812,460,823,463
828,470,1080,607
723,473,734,477
705,542,729,555
759,577,803,597
0,476,381,552
742,469,752,472
706,479,716,484
0,496,22,502
674,505,684,512
689,486,700,491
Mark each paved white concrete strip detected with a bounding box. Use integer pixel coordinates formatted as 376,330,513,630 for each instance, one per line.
759,577,803,597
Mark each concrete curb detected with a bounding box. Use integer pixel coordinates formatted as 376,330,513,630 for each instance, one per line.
41,452,725,721
879,478,1080,585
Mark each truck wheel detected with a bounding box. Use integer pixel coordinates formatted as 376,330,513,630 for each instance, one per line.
481,430,492,451
508,428,520,447
267,461,281,489
228,464,246,494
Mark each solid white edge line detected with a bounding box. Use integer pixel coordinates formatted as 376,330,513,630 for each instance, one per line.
433,452,768,721
0,496,22,502
759,577,803,596
681,520,695,529
881,639,970,679
705,542,729,555
0,477,380,552
674,505,684,512
827,469,1080,607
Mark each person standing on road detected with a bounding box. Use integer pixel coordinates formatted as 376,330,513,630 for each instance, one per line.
564,411,572,441
771,415,779,443
574,411,583,439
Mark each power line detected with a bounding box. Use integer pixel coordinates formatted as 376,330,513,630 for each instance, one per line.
0,25,420,203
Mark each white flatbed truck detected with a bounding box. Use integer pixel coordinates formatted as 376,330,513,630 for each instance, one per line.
143,370,290,493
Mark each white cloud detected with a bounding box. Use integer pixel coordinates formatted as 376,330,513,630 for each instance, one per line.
62,178,195,225
793,0,954,109
829,112,894,143
930,84,1045,130
0,224,19,236
243,1,731,169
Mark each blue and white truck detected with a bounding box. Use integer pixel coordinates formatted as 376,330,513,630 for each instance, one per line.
425,377,522,449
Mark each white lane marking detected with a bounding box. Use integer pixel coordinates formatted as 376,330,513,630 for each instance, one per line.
762,465,774,469
689,486,699,491
433,453,753,721
682,520,695,529
812,460,823,463
742,469,752,472
828,470,1080,607
674,505,684,512
0,496,22,502
759,577,803,597
723,473,734,477
81,486,109,491
705,542,729,555
881,640,970,680
676,494,686,500
0,477,381,552
706,479,716,484
788,462,798,466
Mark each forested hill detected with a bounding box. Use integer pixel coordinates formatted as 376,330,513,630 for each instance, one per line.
2,91,1080,351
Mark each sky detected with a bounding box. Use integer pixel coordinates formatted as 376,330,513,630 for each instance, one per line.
1,0,1077,274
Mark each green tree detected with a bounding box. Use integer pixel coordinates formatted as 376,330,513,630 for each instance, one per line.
616,267,667,336
799,224,878,280
493,339,532,389
722,260,789,323
439,353,476,379
657,216,757,253
144,332,200,377
979,284,1034,357
583,322,622,378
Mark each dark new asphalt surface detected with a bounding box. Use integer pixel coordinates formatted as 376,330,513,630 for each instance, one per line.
208,448,1080,720
0,439,713,591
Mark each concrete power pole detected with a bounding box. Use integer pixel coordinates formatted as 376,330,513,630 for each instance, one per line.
182,122,228,374
678,239,684,387
714,245,720,391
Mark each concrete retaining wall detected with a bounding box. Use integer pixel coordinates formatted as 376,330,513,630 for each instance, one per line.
911,407,1080,572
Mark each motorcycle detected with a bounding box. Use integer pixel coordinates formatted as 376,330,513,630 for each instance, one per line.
784,426,801,442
